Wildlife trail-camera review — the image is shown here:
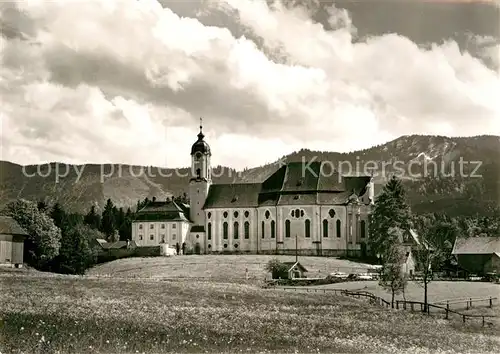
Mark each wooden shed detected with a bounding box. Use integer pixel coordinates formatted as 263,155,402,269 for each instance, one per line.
283,261,308,279
452,237,500,275
0,216,28,267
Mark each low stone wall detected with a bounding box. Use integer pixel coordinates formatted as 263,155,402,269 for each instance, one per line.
97,246,161,263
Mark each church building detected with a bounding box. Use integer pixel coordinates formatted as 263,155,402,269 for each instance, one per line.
131,123,374,256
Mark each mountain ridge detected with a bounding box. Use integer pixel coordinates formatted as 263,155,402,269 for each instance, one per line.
1,134,498,216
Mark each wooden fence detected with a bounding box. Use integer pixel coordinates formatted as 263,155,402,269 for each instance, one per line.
433,297,496,310
278,287,497,327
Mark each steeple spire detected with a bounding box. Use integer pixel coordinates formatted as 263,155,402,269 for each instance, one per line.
198,117,204,140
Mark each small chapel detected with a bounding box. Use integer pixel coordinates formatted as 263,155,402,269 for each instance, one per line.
131,121,375,257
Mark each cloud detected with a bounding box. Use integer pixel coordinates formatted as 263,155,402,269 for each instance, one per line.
0,0,498,171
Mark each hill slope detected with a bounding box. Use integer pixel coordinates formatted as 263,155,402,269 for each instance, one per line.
1,135,498,216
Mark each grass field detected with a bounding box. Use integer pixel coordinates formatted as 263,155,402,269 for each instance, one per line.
1,274,500,354
86,255,378,280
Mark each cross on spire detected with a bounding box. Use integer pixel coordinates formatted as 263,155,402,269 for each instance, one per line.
198,117,205,140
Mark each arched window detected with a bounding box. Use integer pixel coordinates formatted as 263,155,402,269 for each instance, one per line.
244,221,250,239
234,221,239,239
329,209,335,218
207,222,212,240
323,219,328,238
265,210,270,219
285,220,291,238
305,219,311,238
261,221,265,239
336,220,341,238
271,220,276,239
223,211,228,218
223,222,228,239
360,220,366,239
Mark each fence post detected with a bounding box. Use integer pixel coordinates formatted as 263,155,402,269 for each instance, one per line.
489,297,493,308
445,308,448,320
470,298,472,309
411,303,414,312
396,301,399,309
482,316,485,327
447,301,449,312
463,315,466,323
427,305,430,315
466,300,469,310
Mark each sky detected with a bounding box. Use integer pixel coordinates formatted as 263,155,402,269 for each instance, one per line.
0,0,499,170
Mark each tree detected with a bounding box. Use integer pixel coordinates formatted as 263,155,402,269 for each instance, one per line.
50,203,66,229
378,227,408,308
369,176,412,260
84,205,101,230
117,208,132,241
413,218,450,312
37,200,48,213
265,258,289,279
56,223,99,274
5,199,61,269
100,199,116,241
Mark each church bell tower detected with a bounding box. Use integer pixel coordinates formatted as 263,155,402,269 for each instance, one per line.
189,118,211,226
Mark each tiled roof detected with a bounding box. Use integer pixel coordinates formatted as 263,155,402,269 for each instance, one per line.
203,183,261,208
317,168,345,192
283,261,308,272
278,193,318,205
134,212,189,222
452,237,500,255
204,161,372,209
138,200,183,213
281,162,320,192
317,191,352,205
0,216,28,235
408,229,421,246
261,166,286,193
344,176,371,196
136,200,190,222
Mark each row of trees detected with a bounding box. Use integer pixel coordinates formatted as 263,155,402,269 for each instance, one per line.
2,195,186,275
5,199,101,274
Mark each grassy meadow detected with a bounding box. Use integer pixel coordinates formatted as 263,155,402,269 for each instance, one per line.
1,273,500,353
86,255,378,280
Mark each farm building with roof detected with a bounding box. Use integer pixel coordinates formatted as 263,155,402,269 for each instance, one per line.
0,215,28,267
131,122,376,256
452,237,500,275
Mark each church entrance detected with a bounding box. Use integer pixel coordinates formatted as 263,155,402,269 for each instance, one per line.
194,243,201,255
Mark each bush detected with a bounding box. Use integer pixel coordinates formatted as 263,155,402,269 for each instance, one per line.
265,258,289,279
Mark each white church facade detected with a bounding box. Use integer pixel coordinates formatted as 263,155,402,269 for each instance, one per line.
131,124,375,256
